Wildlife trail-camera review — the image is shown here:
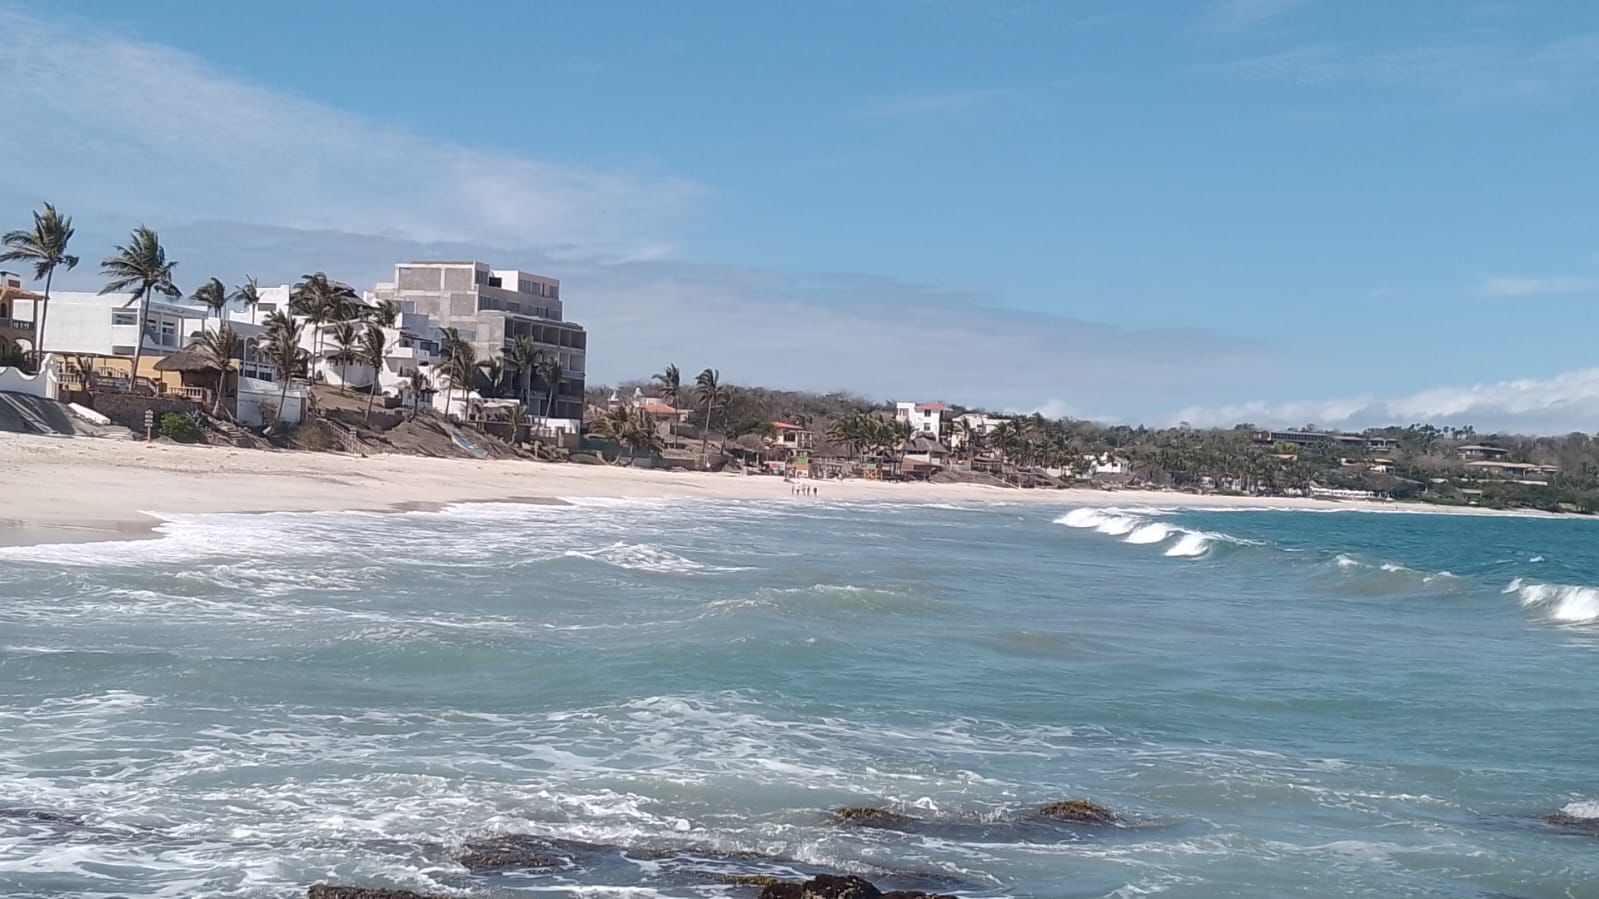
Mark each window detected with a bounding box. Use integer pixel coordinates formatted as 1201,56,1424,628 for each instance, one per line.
160,321,177,347
112,310,138,326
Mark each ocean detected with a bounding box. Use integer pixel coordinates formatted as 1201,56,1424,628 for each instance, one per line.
1,498,1596,897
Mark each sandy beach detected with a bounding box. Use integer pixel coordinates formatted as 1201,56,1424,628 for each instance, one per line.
0,432,1567,546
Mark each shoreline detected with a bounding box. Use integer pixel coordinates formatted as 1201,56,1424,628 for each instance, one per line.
0,432,1582,547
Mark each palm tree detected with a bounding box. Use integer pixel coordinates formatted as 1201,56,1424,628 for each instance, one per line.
367,298,401,329
330,320,359,393
695,367,722,452
231,276,263,324
505,336,541,408
1,202,78,365
290,273,359,377
437,328,478,420
590,405,662,463
507,403,528,446
479,354,508,398
190,277,229,323
189,323,239,416
654,363,681,443
536,355,563,425
100,226,180,392
263,320,305,425
405,367,430,415
357,324,387,423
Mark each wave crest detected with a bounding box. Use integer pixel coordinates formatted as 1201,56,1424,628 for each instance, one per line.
1506,578,1599,624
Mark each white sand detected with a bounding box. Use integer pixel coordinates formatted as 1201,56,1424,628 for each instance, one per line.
0,432,1561,544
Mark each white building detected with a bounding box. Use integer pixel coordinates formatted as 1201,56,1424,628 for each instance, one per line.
949,412,1006,451
370,261,587,430
895,402,949,437
221,285,450,413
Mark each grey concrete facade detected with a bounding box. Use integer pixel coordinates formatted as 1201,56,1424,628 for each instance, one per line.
372,261,587,421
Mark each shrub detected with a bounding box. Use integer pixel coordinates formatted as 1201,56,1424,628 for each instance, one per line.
158,412,202,442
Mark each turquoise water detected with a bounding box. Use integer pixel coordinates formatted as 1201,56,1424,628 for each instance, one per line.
2,499,1597,897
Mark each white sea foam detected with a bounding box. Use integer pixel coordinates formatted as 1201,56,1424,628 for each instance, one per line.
1334,554,1362,569
1163,533,1214,558
1560,800,1599,819
1379,562,1406,572
1506,579,1599,624
1125,522,1174,544
562,542,749,574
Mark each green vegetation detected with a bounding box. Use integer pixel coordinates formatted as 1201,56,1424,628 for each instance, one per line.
157,412,202,442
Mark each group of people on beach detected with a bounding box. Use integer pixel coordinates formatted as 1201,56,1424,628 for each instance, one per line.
790,482,819,498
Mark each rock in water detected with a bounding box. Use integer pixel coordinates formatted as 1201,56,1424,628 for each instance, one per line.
307,887,450,899
1035,799,1119,825
0,808,85,826
456,834,564,871
833,806,918,829
760,875,882,899
1543,812,1599,832
755,874,957,899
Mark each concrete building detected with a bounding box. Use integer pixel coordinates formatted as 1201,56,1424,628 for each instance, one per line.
0,274,44,359
1457,444,1511,462
895,402,948,437
371,261,587,424
16,290,213,393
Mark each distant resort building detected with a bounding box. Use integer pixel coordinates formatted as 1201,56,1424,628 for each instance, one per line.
1252,429,1395,452
371,261,586,427
1457,444,1510,461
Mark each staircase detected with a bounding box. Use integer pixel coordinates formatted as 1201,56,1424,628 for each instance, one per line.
203,415,258,448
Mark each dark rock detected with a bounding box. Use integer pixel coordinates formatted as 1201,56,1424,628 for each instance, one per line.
1035,799,1119,825
760,874,882,899
308,886,450,899
719,874,787,886
833,807,918,829
456,834,566,871
0,808,85,826
1543,812,1599,832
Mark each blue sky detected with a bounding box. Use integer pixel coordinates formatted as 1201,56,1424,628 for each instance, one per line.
2,0,1597,431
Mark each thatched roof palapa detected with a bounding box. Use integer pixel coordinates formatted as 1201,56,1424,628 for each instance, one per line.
153,346,223,373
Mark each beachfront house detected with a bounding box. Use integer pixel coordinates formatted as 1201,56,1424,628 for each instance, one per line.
770,420,817,453
901,433,951,468
0,274,44,362
17,290,212,395
895,401,949,438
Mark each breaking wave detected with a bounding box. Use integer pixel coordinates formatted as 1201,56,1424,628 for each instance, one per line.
1504,578,1599,625
562,543,750,575
1055,508,1237,560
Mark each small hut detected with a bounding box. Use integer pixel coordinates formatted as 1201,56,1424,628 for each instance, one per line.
153,346,226,408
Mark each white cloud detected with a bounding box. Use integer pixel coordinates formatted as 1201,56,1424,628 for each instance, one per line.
1176,368,1599,434
0,6,699,260
1477,276,1599,297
